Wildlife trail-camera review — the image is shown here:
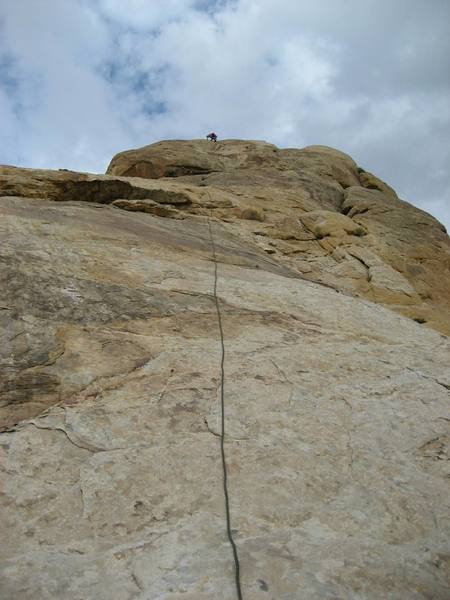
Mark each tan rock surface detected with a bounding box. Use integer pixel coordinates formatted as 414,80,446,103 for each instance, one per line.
4,139,450,335
299,209,367,237
107,139,450,334
1,140,450,599
358,169,398,197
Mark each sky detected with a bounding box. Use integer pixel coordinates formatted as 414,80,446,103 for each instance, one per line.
1,0,449,230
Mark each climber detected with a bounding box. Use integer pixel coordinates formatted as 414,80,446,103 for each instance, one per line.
206,132,217,142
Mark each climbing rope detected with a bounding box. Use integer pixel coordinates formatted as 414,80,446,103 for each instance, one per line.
207,217,243,600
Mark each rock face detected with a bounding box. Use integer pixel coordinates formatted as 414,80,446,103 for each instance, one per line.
107,141,450,334
1,140,450,599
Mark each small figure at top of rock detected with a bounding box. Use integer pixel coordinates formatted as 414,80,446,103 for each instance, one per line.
206,132,217,142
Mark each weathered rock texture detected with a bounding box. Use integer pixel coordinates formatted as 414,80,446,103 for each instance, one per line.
1,140,449,599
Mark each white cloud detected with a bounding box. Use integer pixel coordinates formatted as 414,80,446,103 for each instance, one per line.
0,0,449,230
95,0,199,29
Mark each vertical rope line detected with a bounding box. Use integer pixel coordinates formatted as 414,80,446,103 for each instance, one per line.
208,218,243,600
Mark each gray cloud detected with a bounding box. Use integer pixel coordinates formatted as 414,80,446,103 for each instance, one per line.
1,0,449,230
